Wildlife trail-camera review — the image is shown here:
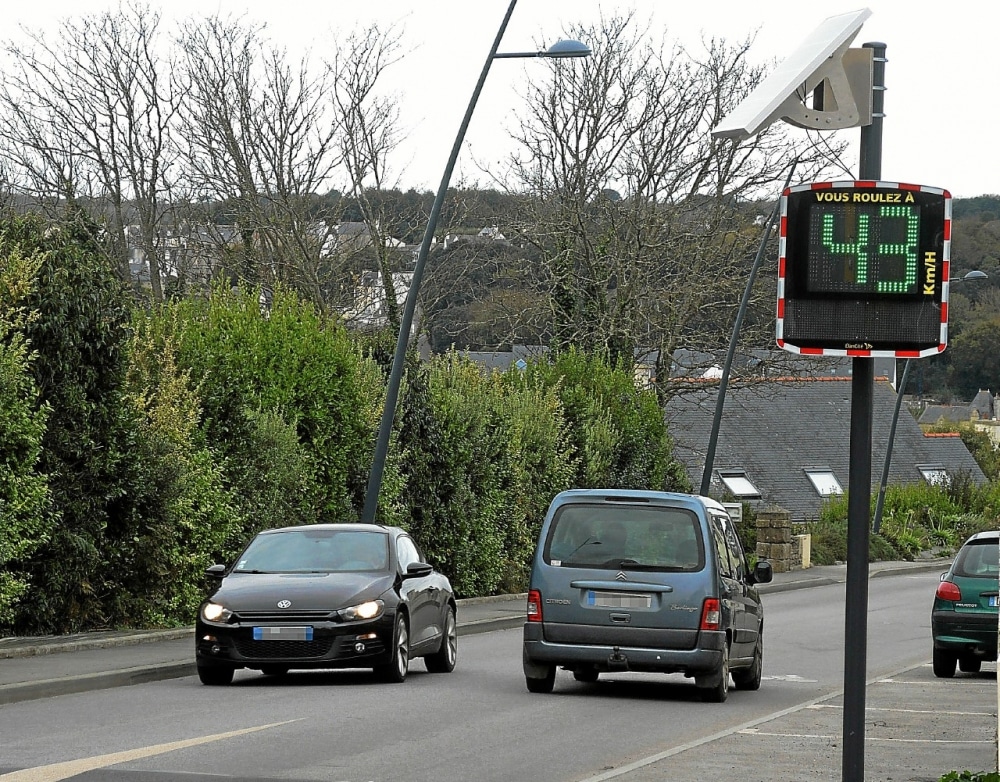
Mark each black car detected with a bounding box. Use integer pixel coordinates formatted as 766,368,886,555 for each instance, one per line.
195,523,457,685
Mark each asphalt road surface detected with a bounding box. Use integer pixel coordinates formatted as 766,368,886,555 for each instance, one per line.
0,569,994,782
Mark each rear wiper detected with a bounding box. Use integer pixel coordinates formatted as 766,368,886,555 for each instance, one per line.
563,536,601,561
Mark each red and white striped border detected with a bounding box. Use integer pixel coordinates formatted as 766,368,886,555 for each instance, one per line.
776,180,952,358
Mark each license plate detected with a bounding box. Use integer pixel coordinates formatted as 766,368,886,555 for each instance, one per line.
587,591,651,609
253,626,313,641
990,596,998,608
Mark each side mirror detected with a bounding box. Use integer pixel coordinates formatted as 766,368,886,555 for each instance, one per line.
403,562,434,579
753,560,774,584
205,564,227,578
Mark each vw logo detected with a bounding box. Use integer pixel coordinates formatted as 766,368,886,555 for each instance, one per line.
277,600,292,609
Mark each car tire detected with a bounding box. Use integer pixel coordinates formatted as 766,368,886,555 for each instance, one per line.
197,662,235,686
425,606,457,673
260,666,289,677
732,634,763,691
573,667,599,683
700,644,730,703
959,656,982,674
376,613,409,683
525,664,556,693
932,647,957,678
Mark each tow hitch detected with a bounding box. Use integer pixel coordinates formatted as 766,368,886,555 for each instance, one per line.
608,646,628,671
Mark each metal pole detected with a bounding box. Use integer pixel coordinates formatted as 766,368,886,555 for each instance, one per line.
361,0,520,523
700,161,797,496
842,39,886,782
873,358,911,534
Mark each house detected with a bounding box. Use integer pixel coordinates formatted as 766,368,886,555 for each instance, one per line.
340,269,415,329
126,222,239,289
919,389,997,425
462,344,549,372
442,226,508,251
664,376,987,522
461,345,658,389
669,348,896,381
320,222,406,257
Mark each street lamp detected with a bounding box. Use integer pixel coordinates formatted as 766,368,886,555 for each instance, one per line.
872,269,988,533
361,1,590,523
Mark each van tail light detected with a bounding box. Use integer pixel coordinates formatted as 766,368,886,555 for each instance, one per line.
935,581,962,602
527,590,543,622
700,598,721,631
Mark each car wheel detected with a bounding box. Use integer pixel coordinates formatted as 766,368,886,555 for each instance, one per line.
732,634,763,691
700,644,730,703
197,662,235,686
573,667,600,683
260,666,289,677
958,656,982,674
425,606,457,673
932,647,957,678
525,664,556,693
376,613,409,683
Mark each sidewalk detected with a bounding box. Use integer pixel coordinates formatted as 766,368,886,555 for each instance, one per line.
0,559,951,705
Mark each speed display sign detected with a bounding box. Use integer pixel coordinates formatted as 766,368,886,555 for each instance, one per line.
777,180,951,357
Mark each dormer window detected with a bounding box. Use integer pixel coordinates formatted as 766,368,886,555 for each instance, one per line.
717,470,761,500
804,467,843,497
917,464,950,486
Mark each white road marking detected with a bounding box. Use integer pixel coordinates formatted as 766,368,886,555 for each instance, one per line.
0,720,301,782
809,703,994,716
739,729,992,744
761,674,817,682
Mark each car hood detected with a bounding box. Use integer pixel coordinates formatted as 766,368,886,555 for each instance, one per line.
212,572,393,611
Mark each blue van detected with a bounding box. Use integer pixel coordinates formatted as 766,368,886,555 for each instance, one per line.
522,489,772,702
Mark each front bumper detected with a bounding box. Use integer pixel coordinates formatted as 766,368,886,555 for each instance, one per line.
522,622,725,676
196,614,395,670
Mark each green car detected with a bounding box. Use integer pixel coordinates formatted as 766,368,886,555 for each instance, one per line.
930,530,999,678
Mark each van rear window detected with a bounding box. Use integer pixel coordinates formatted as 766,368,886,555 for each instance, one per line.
545,503,703,570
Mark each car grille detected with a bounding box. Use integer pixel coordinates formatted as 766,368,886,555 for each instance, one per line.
232,609,336,623
234,636,335,660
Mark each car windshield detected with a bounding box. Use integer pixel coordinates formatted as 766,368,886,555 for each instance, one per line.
233,528,389,573
545,503,703,570
953,539,999,579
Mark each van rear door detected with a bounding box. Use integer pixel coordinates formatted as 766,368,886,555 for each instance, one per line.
536,499,712,642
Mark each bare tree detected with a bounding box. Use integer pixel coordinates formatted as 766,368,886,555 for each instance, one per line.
486,13,848,393
0,4,179,301
173,13,343,304
325,22,410,330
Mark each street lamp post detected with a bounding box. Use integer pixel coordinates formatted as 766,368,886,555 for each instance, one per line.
872,269,988,534
360,0,590,523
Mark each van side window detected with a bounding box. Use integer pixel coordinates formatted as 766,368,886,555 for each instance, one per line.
718,515,747,581
711,518,735,579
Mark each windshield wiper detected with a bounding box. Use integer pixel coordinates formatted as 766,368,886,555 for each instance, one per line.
561,536,601,562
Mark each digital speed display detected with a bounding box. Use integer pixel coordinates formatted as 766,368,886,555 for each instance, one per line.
777,181,951,357
805,202,921,295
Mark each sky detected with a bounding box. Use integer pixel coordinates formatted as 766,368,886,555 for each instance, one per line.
11,1,1000,198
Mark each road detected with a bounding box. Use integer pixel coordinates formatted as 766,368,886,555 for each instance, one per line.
0,569,991,782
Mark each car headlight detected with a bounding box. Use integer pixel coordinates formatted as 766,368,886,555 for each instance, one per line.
201,602,233,623
339,599,384,621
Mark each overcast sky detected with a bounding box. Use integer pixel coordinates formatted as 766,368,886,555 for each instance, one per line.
12,1,1000,198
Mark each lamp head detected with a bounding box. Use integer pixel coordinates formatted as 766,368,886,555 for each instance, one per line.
543,39,591,58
